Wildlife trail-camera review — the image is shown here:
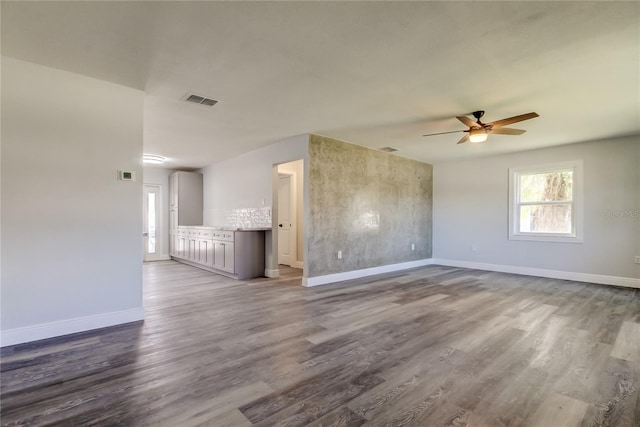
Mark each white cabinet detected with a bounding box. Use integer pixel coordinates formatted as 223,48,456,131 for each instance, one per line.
167,172,264,279
169,233,176,257
212,230,234,273
177,226,215,267
177,233,187,258
196,228,214,267
169,172,203,257
223,242,235,273
188,237,198,262
169,172,203,225
198,238,214,267
173,227,265,279
213,241,226,271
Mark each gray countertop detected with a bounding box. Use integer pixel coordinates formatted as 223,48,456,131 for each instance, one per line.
180,225,271,232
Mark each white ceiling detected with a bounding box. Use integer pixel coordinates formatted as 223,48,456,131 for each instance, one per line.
2,1,638,169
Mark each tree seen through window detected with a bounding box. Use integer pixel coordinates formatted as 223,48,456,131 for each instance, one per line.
518,170,573,234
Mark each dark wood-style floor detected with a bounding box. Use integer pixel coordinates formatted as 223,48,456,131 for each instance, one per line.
1,262,639,426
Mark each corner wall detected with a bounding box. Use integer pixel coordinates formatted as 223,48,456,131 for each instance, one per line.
1,57,144,346
433,136,640,286
307,135,433,279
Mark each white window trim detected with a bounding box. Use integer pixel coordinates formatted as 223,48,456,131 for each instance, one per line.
508,160,583,243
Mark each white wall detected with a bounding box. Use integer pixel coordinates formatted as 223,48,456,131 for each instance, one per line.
278,159,304,266
1,57,144,346
143,166,175,260
433,136,640,285
202,134,309,275
202,134,308,215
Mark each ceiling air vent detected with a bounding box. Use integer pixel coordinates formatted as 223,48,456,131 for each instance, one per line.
183,93,219,107
379,146,398,153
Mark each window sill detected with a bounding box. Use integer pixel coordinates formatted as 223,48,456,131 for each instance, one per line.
509,234,583,243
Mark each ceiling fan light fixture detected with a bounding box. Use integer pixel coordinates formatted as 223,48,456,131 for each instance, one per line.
143,154,166,164
423,110,538,145
468,129,488,143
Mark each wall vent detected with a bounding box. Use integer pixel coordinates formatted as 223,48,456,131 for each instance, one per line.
183,93,219,107
379,146,398,152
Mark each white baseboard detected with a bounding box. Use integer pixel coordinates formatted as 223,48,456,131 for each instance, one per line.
302,259,434,287
145,254,171,262
264,268,280,278
1,307,145,347
432,259,640,289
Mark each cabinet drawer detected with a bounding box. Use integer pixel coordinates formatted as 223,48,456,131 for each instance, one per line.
212,231,234,241
178,227,189,236
188,229,199,237
198,229,214,239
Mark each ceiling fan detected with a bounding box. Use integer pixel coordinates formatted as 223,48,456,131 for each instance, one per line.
423,110,539,144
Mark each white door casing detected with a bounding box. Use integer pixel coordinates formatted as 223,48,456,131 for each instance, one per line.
278,174,295,266
143,184,161,261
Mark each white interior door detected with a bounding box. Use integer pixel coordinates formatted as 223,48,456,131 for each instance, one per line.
278,174,293,266
143,185,160,261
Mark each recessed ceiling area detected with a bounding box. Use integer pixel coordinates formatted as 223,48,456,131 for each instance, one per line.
2,1,638,169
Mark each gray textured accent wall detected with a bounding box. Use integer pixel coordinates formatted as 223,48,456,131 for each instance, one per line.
307,135,433,277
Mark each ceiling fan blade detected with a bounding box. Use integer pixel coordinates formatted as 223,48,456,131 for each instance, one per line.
456,116,481,128
490,128,526,135
457,134,470,144
423,130,465,137
488,112,539,128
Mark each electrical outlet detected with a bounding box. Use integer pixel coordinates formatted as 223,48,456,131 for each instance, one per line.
635,256,640,264
411,243,415,251
337,250,343,260
471,244,478,252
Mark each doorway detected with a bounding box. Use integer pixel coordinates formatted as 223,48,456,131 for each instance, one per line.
275,159,304,271
143,184,161,261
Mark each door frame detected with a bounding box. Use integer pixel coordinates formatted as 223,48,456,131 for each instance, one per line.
143,184,163,262
277,172,297,267
268,159,306,279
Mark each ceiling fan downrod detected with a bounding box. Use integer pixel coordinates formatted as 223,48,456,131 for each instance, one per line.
472,110,485,125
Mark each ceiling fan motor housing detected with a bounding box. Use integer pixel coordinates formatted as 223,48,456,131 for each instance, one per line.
472,110,485,120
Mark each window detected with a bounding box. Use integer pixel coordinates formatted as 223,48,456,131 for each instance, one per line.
508,160,583,242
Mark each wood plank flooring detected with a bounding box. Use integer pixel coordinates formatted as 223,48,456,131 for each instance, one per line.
1,262,639,426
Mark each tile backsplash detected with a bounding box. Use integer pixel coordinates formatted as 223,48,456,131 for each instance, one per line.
208,206,272,228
